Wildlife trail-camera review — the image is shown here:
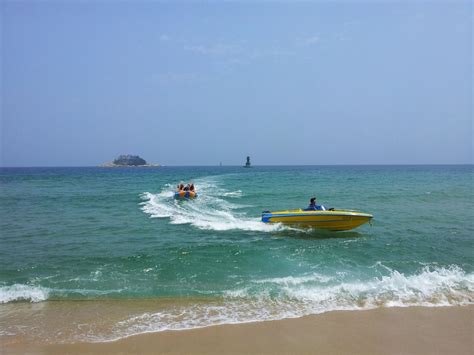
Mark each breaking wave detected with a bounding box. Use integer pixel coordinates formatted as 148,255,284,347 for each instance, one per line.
2,266,473,344
101,265,474,342
0,284,50,304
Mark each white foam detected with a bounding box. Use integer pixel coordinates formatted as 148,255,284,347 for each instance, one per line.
0,284,49,303
268,265,474,308
255,273,334,286
222,190,243,198
0,285,128,304
83,265,474,342
3,266,473,344
140,178,286,232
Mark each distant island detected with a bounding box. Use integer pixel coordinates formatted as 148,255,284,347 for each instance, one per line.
99,155,160,167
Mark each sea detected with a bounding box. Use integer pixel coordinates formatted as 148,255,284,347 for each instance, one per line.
0,165,473,344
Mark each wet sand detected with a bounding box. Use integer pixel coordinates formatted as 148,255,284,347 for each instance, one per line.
3,305,473,355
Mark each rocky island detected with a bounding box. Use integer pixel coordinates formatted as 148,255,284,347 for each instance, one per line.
99,155,160,167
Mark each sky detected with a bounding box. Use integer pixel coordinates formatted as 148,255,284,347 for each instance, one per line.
1,0,472,166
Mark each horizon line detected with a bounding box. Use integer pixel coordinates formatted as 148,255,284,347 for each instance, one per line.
0,163,473,169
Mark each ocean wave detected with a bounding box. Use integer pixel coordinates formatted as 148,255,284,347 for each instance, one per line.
0,285,127,304
254,273,334,286
0,284,49,303
278,265,474,308
99,266,474,342
2,266,473,344
140,178,285,232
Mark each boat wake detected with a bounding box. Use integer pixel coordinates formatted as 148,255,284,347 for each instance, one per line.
140,178,284,232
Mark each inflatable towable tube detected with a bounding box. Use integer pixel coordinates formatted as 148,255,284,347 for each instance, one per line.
174,191,197,199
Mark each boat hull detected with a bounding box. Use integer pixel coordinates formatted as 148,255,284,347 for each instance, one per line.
261,209,373,231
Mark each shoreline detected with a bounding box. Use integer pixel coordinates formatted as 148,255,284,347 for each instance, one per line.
3,305,473,354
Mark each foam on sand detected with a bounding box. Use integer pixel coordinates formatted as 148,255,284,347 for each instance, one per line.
110,265,473,339
1,266,472,344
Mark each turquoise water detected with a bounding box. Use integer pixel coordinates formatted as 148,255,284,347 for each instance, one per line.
1,165,473,341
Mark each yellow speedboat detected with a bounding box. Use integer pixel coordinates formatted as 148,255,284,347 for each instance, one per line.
261,209,373,231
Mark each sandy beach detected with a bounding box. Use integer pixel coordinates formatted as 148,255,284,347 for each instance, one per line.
3,305,472,355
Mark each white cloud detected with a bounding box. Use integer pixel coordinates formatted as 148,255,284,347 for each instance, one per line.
296,35,321,47
184,44,243,56
153,72,207,84
304,36,320,45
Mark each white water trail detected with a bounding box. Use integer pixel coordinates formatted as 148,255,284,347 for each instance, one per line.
140,178,285,232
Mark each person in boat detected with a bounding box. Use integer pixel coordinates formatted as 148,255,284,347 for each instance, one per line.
190,184,195,192
177,183,184,191
305,197,326,211
183,184,190,192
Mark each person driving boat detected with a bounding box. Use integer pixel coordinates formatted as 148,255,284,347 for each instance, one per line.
305,197,326,211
